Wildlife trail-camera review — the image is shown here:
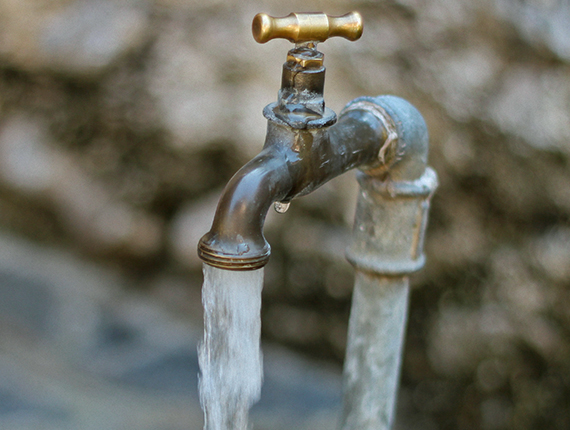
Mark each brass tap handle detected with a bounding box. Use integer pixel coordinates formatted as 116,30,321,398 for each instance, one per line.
252,12,363,44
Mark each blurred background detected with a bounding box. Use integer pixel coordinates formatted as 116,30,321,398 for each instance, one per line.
0,0,569,429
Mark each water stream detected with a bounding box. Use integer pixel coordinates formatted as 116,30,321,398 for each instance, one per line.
198,264,264,430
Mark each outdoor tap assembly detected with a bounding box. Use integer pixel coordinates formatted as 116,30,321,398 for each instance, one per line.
198,12,438,430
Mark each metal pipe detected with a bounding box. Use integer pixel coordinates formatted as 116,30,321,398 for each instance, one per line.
341,96,438,430
340,273,410,430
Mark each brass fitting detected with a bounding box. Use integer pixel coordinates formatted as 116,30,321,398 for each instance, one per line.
286,48,323,69
252,12,363,44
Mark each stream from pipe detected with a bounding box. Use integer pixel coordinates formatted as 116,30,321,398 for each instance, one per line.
198,265,264,430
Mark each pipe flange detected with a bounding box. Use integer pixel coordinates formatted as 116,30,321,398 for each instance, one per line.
357,166,439,200
345,252,426,276
346,167,438,277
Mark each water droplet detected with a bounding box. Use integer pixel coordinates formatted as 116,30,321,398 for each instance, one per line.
274,201,290,213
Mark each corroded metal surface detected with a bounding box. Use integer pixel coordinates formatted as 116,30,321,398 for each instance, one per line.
199,18,386,271
340,96,437,430
340,274,410,430
197,111,386,270
346,167,438,276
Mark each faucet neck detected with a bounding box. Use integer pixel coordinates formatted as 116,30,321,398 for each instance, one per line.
280,47,325,112
271,47,336,129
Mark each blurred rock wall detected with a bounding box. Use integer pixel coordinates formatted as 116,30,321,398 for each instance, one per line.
0,1,569,429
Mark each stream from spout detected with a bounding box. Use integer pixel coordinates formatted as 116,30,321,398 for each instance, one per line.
198,264,264,430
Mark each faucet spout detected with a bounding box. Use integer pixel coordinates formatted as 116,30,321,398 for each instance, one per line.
198,103,391,270
198,144,293,270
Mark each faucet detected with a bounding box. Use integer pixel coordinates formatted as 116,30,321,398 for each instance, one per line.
197,12,438,430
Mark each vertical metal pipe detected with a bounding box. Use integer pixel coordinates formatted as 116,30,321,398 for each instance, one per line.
340,96,438,430
340,273,410,430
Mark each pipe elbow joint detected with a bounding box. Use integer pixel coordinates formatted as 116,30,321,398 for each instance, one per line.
342,95,429,182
